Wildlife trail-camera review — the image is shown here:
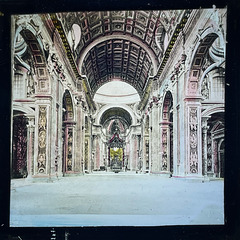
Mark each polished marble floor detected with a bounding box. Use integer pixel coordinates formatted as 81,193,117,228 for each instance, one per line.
10,172,224,227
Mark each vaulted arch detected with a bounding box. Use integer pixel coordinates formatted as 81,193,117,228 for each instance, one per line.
95,104,136,125
186,29,225,96
13,26,50,96
100,107,132,128
79,36,158,98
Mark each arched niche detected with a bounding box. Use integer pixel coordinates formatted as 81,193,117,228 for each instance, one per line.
67,23,81,51
62,90,74,121
203,111,224,178
201,67,225,102
162,91,173,122
62,90,75,174
160,91,173,174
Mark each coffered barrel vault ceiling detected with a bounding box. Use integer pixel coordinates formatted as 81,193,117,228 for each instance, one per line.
58,10,183,99
82,39,153,97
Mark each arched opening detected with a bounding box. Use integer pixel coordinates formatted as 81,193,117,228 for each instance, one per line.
187,33,221,96
108,127,124,172
12,111,28,178
186,31,225,177
62,90,75,175
100,107,132,128
204,112,224,178
99,107,132,172
161,91,173,175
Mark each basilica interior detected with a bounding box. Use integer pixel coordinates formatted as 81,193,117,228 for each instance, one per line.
11,7,226,179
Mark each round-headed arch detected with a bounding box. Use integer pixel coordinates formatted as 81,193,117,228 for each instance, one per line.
78,35,159,99
62,90,74,121
187,27,225,96
95,104,136,126
78,34,159,75
100,107,132,128
162,91,173,121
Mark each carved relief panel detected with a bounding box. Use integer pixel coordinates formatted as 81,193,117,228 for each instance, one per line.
84,139,89,170
37,106,47,173
207,133,212,172
161,128,168,171
189,107,198,174
66,128,73,171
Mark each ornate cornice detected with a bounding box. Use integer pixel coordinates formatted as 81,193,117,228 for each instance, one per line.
50,13,96,111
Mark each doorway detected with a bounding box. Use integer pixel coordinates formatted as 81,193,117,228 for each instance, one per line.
12,114,28,178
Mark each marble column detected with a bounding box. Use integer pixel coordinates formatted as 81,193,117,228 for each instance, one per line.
130,134,137,171
84,114,91,172
142,116,149,173
74,97,84,173
151,103,160,173
89,116,94,172
142,137,146,172
96,136,100,169
148,125,152,172
26,116,35,178
212,139,218,177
